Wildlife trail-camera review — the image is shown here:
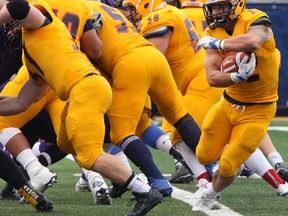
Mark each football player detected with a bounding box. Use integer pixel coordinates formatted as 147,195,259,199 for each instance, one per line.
194,0,283,210
0,1,164,215
119,0,223,184
87,0,205,200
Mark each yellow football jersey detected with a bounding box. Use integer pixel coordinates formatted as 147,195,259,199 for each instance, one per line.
43,0,93,48
23,0,97,101
86,1,153,74
181,7,207,36
203,9,279,104
139,5,205,95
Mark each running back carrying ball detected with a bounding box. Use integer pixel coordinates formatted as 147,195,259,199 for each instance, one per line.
220,52,251,73
220,52,256,83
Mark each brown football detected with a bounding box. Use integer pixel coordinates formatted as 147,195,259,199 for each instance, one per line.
220,52,251,73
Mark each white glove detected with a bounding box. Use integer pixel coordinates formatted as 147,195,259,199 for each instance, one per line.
196,36,225,50
92,12,104,33
230,53,256,83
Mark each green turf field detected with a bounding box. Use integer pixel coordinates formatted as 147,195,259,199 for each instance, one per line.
0,119,287,215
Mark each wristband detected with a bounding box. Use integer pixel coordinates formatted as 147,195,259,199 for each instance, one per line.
230,73,240,83
219,40,225,50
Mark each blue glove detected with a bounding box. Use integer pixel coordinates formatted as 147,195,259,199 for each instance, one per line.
196,36,225,50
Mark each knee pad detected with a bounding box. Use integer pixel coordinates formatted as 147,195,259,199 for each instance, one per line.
219,157,237,177
0,128,22,146
6,0,30,20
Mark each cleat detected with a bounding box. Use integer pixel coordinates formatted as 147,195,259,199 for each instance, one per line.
193,178,209,199
75,181,91,192
87,171,112,205
169,146,183,161
192,182,221,211
276,182,288,197
169,164,194,184
30,166,57,193
192,193,221,211
109,183,128,199
0,183,21,200
239,165,254,177
276,162,288,183
148,177,173,197
125,188,163,216
17,182,53,212
169,147,193,174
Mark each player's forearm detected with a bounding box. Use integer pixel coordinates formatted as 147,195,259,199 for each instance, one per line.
223,33,262,52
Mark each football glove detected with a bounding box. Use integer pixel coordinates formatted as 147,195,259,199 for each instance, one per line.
196,36,225,50
92,12,104,34
230,53,256,83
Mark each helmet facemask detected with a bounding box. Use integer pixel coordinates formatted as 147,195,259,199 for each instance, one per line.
114,0,142,27
4,20,22,50
204,0,240,29
0,20,21,64
122,2,142,26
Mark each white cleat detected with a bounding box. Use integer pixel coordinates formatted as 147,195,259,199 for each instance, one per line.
87,171,112,205
192,182,221,211
276,182,288,197
30,166,57,193
192,178,209,200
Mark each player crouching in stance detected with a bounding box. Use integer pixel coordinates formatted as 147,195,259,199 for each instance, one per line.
0,0,163,215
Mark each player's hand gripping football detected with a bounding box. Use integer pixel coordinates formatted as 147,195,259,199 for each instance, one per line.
92,12,104,33
230,53,256,83
196,36,225,50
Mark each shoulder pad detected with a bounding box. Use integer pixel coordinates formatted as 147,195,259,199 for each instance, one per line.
143,26,172,39
251,16,271,26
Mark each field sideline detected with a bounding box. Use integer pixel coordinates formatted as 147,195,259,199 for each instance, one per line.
0,119,287,215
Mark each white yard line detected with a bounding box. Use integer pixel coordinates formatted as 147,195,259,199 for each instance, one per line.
268,126,288,131
137,173,243,216
172,187,242,216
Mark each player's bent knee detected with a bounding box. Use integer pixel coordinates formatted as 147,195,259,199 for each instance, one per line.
196,146,218,165
76,151,103,170
219,157,237,177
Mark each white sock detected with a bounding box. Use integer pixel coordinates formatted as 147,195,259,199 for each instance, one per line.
16,148,38,169
245,148,273,176
127,175,150,193
176,141,207,178
204,182,219,197
156,134,172,153
25,160,43,177
268,152,284,167
31,141,41,157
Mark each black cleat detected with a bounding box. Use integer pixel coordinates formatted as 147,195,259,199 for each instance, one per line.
276,162,288,183
17,182,53,212
169,164,194,183
0,183,21,200
169,147,193,174
108,183,128,199
125,188,163,216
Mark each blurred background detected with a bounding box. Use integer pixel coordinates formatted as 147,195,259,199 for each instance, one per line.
247,0,288,116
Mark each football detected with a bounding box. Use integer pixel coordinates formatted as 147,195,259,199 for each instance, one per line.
220,52,251,73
